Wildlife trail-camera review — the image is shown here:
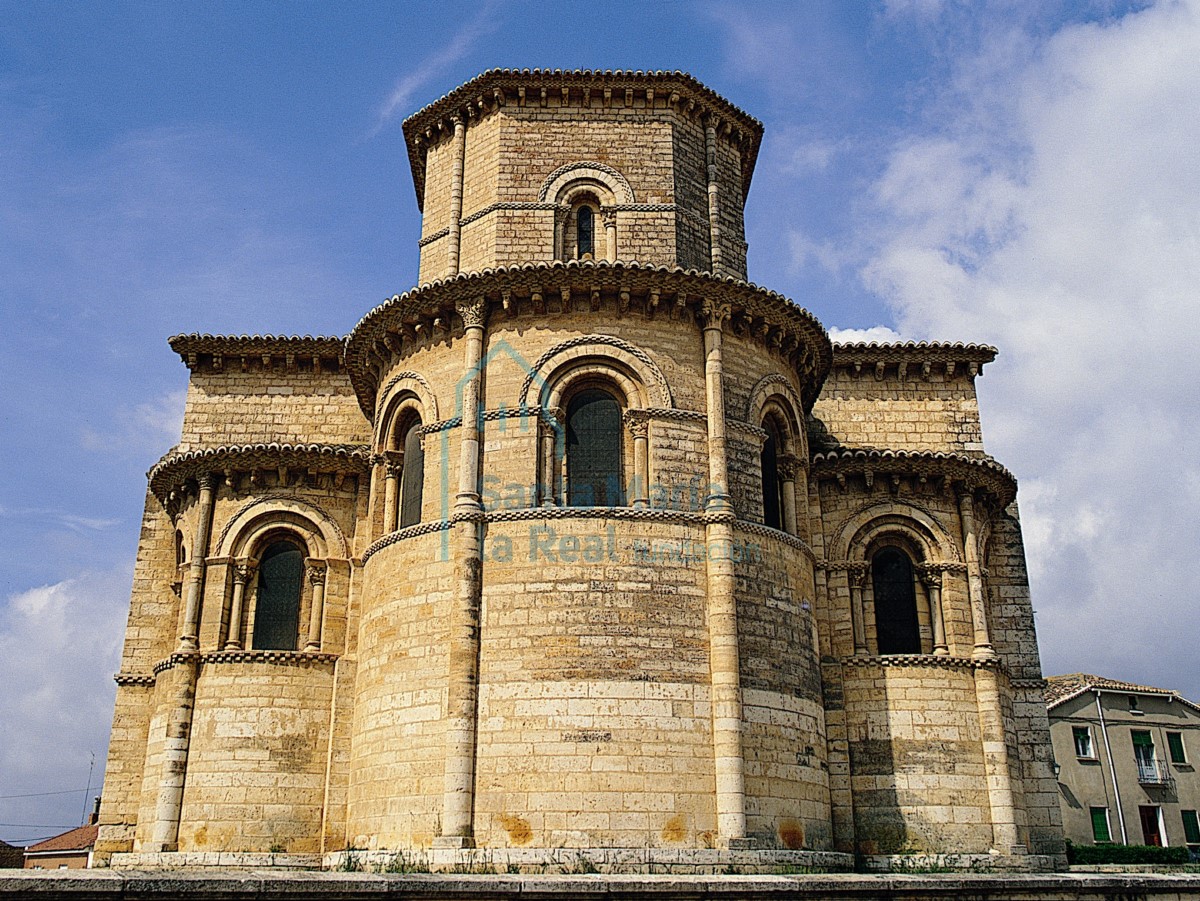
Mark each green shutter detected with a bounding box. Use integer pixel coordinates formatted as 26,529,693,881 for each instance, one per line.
1167,732,1187,764
1091,807,1111,843
1132,730,1153,747
1183,810,1200,845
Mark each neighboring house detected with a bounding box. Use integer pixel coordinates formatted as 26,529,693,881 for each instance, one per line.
22,824,98,870
1047,674,1200,855
0,840,24,868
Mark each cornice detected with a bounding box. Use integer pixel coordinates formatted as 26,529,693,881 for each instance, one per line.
345,261,832,420
148,442,370,502
810,447,1017,509
402,68,763,210
830,341,998,381
169,333,346,373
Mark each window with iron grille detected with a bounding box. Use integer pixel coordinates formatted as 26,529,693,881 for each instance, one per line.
566,388,622,507
252,539,303,651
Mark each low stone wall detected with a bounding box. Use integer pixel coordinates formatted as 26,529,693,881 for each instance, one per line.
3,871,1200,901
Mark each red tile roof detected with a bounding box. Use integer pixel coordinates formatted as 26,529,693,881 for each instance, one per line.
23,824,97,855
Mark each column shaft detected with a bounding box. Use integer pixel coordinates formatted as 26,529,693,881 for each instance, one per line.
445,115,467,278
179,475,216,651
438,298,487,847
705,123,725,275
304,561,328,652
701,300,746,844
958,490,995,659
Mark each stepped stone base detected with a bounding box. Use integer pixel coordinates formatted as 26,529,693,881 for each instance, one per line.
4,870,1200,900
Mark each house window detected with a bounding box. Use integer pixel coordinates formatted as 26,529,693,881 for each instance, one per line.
1073,725,1095,759
251,539,304,651
871,546,921,655
1182,810,1200,846
1168,731,1188,765
1090,807,1112,843
398,418,424,528
1139,805,1164,846
1129,695,1142,713
576,204,595,259
566,387,622,506
1133,729,1157,782
760,418,782,530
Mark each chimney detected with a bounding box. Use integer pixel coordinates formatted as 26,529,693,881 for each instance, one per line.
89,796,101,825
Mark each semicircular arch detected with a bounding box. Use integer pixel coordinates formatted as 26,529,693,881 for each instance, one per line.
539,161,635,205
216,494,348,560
829,502,959,564
519,334,672,409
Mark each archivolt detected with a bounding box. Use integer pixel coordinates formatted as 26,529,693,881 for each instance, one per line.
215,494,348,559
828,501,959,564
518,334,672,409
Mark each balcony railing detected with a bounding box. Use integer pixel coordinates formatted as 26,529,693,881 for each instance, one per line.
1136,757,1175,786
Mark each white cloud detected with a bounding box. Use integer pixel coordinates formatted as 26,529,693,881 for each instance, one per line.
0,569,129,844
373,2,503,134
828,325,906,344
862,1,1200,699
80,388,186,459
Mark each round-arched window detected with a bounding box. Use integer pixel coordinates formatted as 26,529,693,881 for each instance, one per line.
252,539,304,651
566,387,622,506
761,418,783,531
872,546,921,655
576,205,595,259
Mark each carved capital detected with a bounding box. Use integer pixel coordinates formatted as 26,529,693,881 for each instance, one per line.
777,454,801,482
306,560,328,585
700,298,732,330
917,563,944,589
847,562,870,589
600,208,618,228
233,561,256,586
196,472,217,492
455,296,488,330
623,408,650,439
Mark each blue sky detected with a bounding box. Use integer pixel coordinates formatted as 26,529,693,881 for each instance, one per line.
3,0,1198,846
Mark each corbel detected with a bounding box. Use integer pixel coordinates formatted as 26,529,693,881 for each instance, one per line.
224,468,237,495
333,471,346,490
852,362,862,377
313,355,322,375
968,362,979,378
624,87,634,107
212,354,223,372
539,87,547,108
277,465,289,488
646,288,660,320
561,86,569,106
590,287,602,312
875,361,885,380
946,360,957,378
493,87,504,107
241,355,250,372
285,353,296,371
261,353,272,370
922,360,932,380
864,469,874,489
531,289,545,314
501,288,514,318
890,474,902,495
560,286,571,314
646,88,655,108
384,333,403,355
248,470,261,489
668,91,680,108
583,87,591,107
188,352,199,369
618,289,630,318
603,87,612,108
518,86,526,106
898,361,908,380
836,473,847,492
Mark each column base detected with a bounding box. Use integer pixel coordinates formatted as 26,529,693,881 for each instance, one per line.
432,836,474,850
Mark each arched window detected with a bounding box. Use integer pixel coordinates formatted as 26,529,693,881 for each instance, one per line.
576,205,595,259
872,547,921,654
566,387,622,506
398,418,424,528
761,418,783,530
252,539,304,651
